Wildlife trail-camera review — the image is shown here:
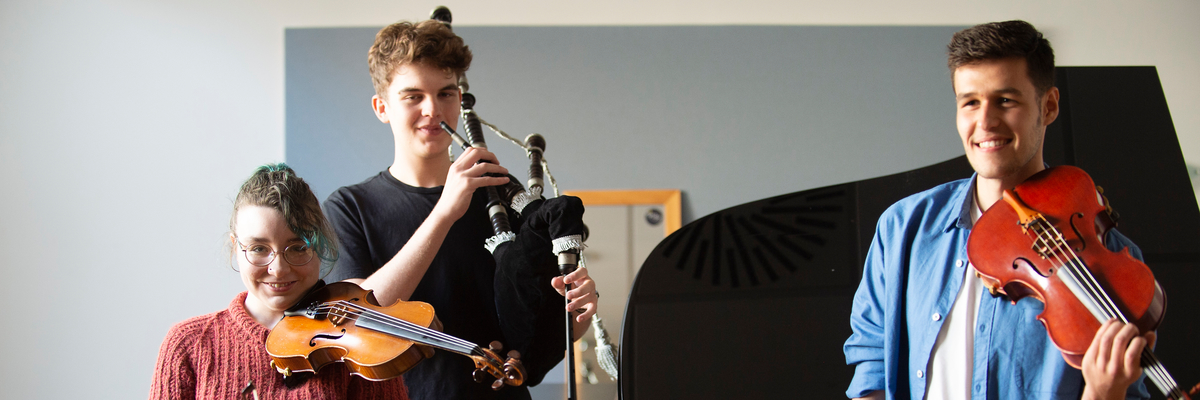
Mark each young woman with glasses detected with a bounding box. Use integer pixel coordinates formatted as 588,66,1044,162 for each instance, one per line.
149,164,409,399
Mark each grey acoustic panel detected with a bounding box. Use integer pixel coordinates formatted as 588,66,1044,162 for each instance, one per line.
284,25,965,219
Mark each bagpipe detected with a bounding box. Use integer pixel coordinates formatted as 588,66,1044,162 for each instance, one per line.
261,7,618,396
430,6,618,398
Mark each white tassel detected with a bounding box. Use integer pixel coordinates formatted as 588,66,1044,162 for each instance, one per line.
592,315,619,380
483,231,516,254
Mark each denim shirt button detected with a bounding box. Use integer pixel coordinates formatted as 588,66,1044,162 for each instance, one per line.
932,312,942,321
917,370,925,379
974,383,981,391
956,259,965,267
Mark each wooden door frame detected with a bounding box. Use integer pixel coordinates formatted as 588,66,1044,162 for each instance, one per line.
563,189,682,236
559,189,681,388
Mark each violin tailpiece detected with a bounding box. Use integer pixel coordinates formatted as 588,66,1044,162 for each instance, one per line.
1002,189,1042,227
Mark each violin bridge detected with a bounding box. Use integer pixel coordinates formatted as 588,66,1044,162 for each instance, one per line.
328,304,351,326
1031,243,1058,260
1024,218,1063,260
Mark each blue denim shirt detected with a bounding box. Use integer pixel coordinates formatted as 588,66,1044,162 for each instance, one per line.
843,176,1150,400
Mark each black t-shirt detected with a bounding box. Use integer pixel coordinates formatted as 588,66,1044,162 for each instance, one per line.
323,171,563,400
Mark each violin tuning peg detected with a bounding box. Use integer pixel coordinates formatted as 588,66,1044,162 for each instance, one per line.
489,341,504,352
492,379,505,390
472,369,489,383
506,349,521,359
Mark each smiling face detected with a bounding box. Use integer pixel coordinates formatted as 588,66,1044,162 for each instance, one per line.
372,62,462,162
954,57,1059,188
234,205,321,326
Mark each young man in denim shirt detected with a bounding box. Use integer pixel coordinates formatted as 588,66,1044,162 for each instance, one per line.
844,20,1152,400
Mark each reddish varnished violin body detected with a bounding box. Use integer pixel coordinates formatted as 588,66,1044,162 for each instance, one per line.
968,165,1193,399
265,281,525,389
968,166,1164,365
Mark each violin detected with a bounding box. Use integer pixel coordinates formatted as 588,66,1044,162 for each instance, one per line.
264,281,526,390
967,165,1197,400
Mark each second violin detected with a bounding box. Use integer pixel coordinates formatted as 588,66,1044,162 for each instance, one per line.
968,165,1192,399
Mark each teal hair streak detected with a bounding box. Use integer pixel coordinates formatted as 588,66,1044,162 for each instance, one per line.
255,162,340,266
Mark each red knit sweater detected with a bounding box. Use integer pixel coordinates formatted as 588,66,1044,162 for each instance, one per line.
149,292,409,400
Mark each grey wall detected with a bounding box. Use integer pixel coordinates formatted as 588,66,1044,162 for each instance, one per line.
286,26,966,223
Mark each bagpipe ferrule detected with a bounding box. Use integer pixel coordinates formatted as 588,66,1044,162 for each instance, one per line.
484,231,517,254
510,187,543,216
552,235,587,255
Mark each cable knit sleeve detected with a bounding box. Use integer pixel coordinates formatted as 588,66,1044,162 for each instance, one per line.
149,321,199,400
347,375,410,400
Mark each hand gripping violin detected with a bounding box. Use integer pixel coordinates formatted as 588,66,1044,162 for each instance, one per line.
265,281,526,390
967,165,1197,400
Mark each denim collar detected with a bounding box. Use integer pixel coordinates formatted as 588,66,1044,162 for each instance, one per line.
948,173,978,232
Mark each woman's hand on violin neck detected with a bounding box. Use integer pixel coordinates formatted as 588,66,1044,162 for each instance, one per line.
1081,319,1156,400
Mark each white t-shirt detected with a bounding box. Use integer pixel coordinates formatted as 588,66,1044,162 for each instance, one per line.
924,189,985,400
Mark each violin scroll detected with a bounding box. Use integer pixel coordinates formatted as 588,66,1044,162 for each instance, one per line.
470,341,526,390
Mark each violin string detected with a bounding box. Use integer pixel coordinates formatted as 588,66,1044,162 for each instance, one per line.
305,301,480,351
1144,346,1184,397
1058,242,1128,324
1025,219,1112,319
345,306,472,346
1032,218,1125,322
353,310,481,354
299,303,510,376
1000,206,1174,396
1032,219,1137,343
317,309,502,373
308,301,514,364
345,308,504,370
1030,218,1179,394
1142,350,1176,396
1062,275,1180,397
1061,257,1174,391
1143,350,1183,398
315,307,477,356
1032,228,1177,395
312,302,478,350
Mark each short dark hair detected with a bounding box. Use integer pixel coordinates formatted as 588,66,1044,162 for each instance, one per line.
368,20,472,99
947,20,1055,95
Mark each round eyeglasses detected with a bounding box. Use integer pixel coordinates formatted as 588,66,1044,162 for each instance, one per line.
235,240,314,267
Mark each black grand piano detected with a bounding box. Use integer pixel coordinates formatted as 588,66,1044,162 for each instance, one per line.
619,67,1199,399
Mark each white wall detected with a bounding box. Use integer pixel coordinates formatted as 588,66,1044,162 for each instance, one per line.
0,0,1195,398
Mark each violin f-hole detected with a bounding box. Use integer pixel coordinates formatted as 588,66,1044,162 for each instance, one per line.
1068,212,1088,252
1014,257,1052,278
309,329,346,347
